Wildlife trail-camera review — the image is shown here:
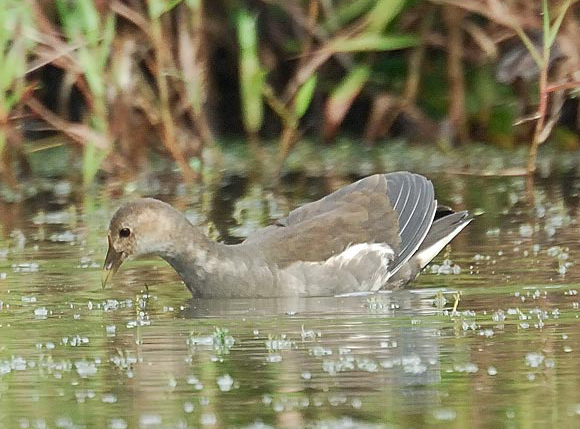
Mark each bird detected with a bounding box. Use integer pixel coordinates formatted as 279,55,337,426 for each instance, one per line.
102,172,473,298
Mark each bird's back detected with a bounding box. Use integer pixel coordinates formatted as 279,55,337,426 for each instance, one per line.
237,172,439,295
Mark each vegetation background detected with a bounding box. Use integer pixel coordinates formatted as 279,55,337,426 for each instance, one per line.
1,0,579,187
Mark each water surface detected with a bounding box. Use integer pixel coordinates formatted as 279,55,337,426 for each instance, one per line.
1,169,580,429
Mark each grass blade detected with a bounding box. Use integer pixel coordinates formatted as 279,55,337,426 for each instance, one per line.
332,34,418,53
366,0,407,33
237,8,264,135
294,74,317,119
547,0,573,48
324,65,371,139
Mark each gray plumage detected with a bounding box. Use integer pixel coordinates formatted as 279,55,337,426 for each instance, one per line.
103,172,473,298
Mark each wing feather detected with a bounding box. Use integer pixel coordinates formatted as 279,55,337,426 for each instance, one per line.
243,172,437,279
383,173,436,281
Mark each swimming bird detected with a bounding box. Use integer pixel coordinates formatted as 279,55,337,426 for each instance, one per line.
102,172,472,298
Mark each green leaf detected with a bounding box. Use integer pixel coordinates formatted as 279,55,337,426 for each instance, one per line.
332,34,418,53
366,0,407,34
324,65,371,137
79,48,103,97
547,0,573,49
82,141,108,186
99,14,116,71
78,0,100,45
5,88,23,111
148,0,182,19
0,0,33,116
237,9,264,134
331,65,371,104
330,0,375,30
294,74,317,119
55,0,114,184
185,0,201,9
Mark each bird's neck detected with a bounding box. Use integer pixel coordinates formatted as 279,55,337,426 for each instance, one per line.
157,222,233,297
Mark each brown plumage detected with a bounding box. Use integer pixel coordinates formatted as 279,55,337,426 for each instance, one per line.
102,172,473,298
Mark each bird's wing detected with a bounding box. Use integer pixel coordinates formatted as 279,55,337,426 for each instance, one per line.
243,172,436,270
384,172,436,278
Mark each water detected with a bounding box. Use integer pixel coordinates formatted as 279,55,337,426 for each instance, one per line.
2,170,580,428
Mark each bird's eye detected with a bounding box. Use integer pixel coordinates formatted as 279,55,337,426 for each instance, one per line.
119,228,131,238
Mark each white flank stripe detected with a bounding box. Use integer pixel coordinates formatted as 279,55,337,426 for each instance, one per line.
332,243,394,265
415,221,471,268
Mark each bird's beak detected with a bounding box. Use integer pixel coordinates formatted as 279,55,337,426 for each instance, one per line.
102,237,126,288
